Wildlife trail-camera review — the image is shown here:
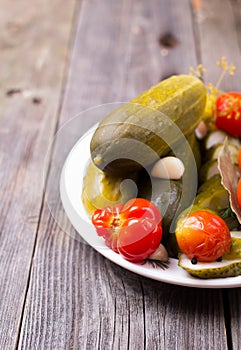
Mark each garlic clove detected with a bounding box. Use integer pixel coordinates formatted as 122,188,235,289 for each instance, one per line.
151,156,185,180
148,244,168,262
205,130,227,149
195,120,208,140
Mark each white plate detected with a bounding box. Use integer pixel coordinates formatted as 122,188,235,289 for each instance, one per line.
60,125,241,289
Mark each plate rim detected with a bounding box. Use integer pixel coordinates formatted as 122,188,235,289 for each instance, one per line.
59,124,241,289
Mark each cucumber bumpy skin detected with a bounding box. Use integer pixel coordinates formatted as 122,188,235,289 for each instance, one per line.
90,74,207,175
178,254,241,279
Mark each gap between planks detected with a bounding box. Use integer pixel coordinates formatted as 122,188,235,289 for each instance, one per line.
13,1,81,349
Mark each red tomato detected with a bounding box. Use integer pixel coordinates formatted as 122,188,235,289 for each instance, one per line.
92,198,163,262
237,178,241,210
215,92,241,137
92,203,124,252
175,210,231,262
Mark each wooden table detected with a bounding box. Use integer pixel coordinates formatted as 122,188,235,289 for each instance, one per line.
1,0,241,349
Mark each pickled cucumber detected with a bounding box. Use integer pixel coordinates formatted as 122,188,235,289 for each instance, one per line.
178,232,241,279
137,170,183,257
91,74,206,175
82,161,138,216
204,143,239,164
199,159,219,183
177,174,240,231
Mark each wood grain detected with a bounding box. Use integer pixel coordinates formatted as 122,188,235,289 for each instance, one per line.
225,2,241,349
227,289,241,350
192,1,241,348
18,0,229,349
0,0,77,349
195,0,241,91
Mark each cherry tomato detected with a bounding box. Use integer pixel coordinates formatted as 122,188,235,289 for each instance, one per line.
215,92,241,137
175,210,231,262
237,178,241,210
92,198,163,262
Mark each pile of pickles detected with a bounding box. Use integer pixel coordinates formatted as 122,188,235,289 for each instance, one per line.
81,74,241,278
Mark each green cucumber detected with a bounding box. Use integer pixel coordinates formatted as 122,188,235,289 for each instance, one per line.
137,174,182,258
82,161,138,216
178,232,241,279
138,176,183,231
204,143,239,163
199,159,219,183
176,174,240,231
90,74,206,175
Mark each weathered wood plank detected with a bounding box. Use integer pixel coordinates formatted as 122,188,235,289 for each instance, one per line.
225,2,241,349
194,0,241,91
193,1,241,349
18,0,229,349
57,0,199,116
226,289,241,350
0,0,76,349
